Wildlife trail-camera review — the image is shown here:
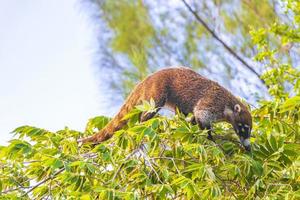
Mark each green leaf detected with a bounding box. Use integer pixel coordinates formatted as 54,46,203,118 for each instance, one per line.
252,160,264,177
51,159,64,169
269,135,278,151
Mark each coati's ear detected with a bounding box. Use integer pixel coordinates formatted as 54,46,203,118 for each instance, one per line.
234,104,241,113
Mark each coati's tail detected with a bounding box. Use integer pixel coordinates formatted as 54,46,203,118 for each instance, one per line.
78,70,169,145
78,88,141,144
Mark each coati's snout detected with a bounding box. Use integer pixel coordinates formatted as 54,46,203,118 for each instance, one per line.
235,123,251,151
224,104,252,151
232,104,252,151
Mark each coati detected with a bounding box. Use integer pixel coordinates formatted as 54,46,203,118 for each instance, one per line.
78,67,252,151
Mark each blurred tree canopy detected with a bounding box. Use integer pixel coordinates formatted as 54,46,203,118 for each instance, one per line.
1,0,300,199
89,0,299,102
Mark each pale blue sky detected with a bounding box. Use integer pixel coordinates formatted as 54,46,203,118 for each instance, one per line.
0,0,112,144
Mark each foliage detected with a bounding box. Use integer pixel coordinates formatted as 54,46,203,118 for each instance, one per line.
1,98,300,199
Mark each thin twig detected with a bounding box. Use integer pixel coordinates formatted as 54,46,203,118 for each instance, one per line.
1,177,34,194
1,186,31,194
150,157,182,175
215,174,238,199
150,156,192,164
181,0,266,86
139,149,163,184
111,146,143,183
23,168,65,197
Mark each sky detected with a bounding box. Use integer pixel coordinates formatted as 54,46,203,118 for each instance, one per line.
0,0,111,145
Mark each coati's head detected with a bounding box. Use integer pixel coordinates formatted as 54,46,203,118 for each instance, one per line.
225,104,252,151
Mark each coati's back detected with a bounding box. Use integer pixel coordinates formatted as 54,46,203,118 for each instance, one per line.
154,67,243,114
119,67,224,114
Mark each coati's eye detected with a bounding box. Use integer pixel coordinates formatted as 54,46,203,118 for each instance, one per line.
238,123,243,130
238,123,247,133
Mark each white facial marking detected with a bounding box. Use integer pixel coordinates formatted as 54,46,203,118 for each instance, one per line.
241,128,245,132
243,138,250,147
224,107,233,116
244,124,249,128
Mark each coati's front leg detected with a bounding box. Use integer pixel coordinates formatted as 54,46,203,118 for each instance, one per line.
193,110,215,141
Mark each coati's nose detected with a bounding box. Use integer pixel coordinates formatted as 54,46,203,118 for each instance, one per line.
239,137,251,152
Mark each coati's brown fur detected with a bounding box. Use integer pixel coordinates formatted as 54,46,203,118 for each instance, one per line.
79,67,252,150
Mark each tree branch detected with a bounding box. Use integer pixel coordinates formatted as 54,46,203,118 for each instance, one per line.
181,0,266,86
2,186,31,194
23,168,65,197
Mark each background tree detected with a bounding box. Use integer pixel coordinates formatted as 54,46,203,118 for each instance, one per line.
89,0,299,104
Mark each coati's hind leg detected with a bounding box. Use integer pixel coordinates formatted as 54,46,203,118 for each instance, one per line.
140,111,158,122
193,110,215,141
140,97,166,122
